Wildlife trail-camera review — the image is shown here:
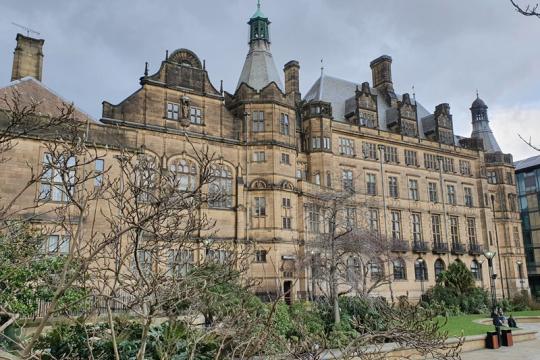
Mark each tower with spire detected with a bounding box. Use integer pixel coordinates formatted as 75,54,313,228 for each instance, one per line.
236,0,283,91
470,94,502,153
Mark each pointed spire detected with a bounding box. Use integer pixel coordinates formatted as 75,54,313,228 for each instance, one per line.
144,62,149,76
237,2,283,91
469,94,501,153
320,58,324,77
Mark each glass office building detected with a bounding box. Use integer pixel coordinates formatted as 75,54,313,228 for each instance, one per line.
516,155,540,300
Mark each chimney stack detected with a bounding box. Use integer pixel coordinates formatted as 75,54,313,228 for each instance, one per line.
11,33,44,82
284,60,300,103
370,55,393,89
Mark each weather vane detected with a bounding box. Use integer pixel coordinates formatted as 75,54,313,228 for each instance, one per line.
11,22,40,37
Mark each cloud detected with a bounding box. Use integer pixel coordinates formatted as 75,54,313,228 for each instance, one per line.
491,106,540,161
0,0,539,162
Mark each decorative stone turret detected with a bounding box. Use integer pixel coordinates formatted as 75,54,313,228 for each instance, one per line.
470,95,501,153
236,0,283,91
11,33,44,82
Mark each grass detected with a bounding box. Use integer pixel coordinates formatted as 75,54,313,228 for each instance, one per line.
439,310,540,337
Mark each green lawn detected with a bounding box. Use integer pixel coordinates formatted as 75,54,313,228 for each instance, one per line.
439,310,540,337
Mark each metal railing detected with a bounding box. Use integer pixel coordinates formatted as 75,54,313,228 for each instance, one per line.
451,242,467,255
432,242,449,254
468,243,483,256
391,240,410,252
412,241,429,253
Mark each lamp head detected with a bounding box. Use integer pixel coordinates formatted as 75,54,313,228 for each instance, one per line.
517,260,523,265
483,250,496,260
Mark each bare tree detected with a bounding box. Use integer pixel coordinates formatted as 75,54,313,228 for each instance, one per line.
510,0,540,18
302,186,399,326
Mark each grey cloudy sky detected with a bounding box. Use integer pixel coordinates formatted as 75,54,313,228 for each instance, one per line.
1,0,539,160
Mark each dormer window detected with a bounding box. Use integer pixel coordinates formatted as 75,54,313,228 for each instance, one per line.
166,102,180,120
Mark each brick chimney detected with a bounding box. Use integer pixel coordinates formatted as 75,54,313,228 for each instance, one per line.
11,33,44,82
284,60,300,103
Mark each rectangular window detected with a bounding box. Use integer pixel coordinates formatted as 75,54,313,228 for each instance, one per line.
169,250,194,276
322,137,331,150
252,111,265,132
513,225,521,249
405,150,418,166
424,153,439,170
464,187,474,207
449,216,459,244
342,170,354,191
311,136,321,150
339,138,355,156
388,176,399,198
255,250,267,263
487,171,498,184
40,154,76,202
506,172,515,185
428,182,438,203
281,153,290,165
253,151,266,162
95,159,104,188
166,102,179,120
384,146,399,163
391,210,401,240
190,107,203,124
508,194,517,212
282,197,291,208
447,184,456,205
307,205,319,233
206,249,231,264
362,142,377,160
431,214,442,243
280,113,290,135
467,218,477,244
282,216,291,230
368,209,379,233
442,157,455,173
409,179,419,201
366,173,377,195
459,160,471,176
45,235,70,254
412,213,422,242
345,207,357,228
254,197,266,216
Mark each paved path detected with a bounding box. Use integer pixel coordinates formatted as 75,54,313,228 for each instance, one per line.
461,323,540,360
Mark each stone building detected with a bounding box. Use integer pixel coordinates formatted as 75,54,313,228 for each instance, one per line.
0,3,528,302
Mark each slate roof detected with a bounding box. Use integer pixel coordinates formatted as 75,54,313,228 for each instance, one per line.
236,40,283,92
515,155,540,172
0,77,97,123
304,74,431,137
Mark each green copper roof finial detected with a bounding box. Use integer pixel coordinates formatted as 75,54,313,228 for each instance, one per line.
251,0,266,19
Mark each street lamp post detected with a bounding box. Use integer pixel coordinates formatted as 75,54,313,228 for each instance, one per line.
478,259,485,290
483,250,497,312
310,250,316,301
202,238,214,263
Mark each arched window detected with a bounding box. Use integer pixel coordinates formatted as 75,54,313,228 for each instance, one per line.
434,258,446,278
414,259,428,281
135,155,158,203
370,259,384,280
471,260,482,281
170,158,197,191
393,258,407,280
209,165,233,208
